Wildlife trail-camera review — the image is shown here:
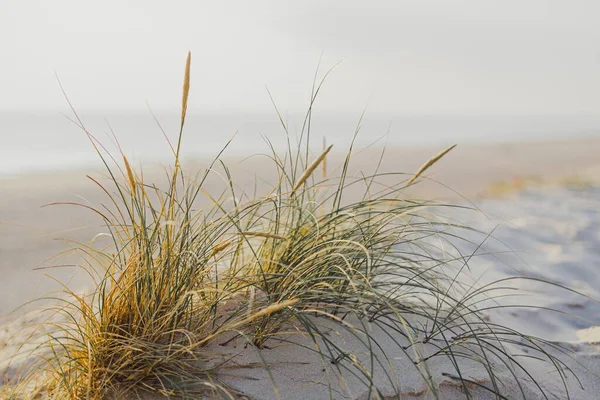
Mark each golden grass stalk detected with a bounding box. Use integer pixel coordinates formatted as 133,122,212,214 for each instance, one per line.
180,51,191,128
292,144,333,194
241,231,287,240
169,51,192,230
252,299,297,319
408,144,456,185
238,299,297,324
321,136,328,180
122,155,136,192
209,240,232,257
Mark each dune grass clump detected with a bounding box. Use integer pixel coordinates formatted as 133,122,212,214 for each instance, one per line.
9,53,583,399
30,53,254,399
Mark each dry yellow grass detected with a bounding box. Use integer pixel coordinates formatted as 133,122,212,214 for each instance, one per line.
180,51,191,128
408,144,456,185
291,144,333,194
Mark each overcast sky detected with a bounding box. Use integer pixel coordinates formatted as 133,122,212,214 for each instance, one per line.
2,0,600,115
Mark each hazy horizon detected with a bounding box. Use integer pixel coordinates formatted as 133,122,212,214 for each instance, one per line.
2,1,600,177
1,110,599,178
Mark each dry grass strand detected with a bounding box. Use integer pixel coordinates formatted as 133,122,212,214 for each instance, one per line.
241,231,287,240
122,155,136,191
321,136,328,180
180,51,191,127
408,144,456,185
209,241,232,257
292,144,333,194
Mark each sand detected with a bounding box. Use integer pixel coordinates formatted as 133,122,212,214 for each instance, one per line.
1,136,600,398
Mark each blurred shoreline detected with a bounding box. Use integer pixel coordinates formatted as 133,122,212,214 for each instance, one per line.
1,135,600,397
2,111,600,178
1,135,599,317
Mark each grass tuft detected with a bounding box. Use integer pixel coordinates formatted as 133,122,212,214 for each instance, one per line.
6,53,590,399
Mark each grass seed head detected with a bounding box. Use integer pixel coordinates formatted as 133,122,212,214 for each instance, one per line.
180,51,191,128
292,144,333,194
408,144,456,185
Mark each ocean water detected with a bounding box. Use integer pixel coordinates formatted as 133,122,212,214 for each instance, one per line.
1,111,600,177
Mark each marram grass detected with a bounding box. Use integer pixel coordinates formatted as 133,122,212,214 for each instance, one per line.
5,53,587,399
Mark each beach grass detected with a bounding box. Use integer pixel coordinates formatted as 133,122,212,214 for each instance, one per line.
6,53,585,399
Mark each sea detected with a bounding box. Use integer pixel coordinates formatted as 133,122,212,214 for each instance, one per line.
1,111,600,178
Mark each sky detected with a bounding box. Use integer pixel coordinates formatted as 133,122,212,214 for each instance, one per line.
1,0,600,115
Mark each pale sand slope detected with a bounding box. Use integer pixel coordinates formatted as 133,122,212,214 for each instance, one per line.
191,185,600,399
1,136,600,398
